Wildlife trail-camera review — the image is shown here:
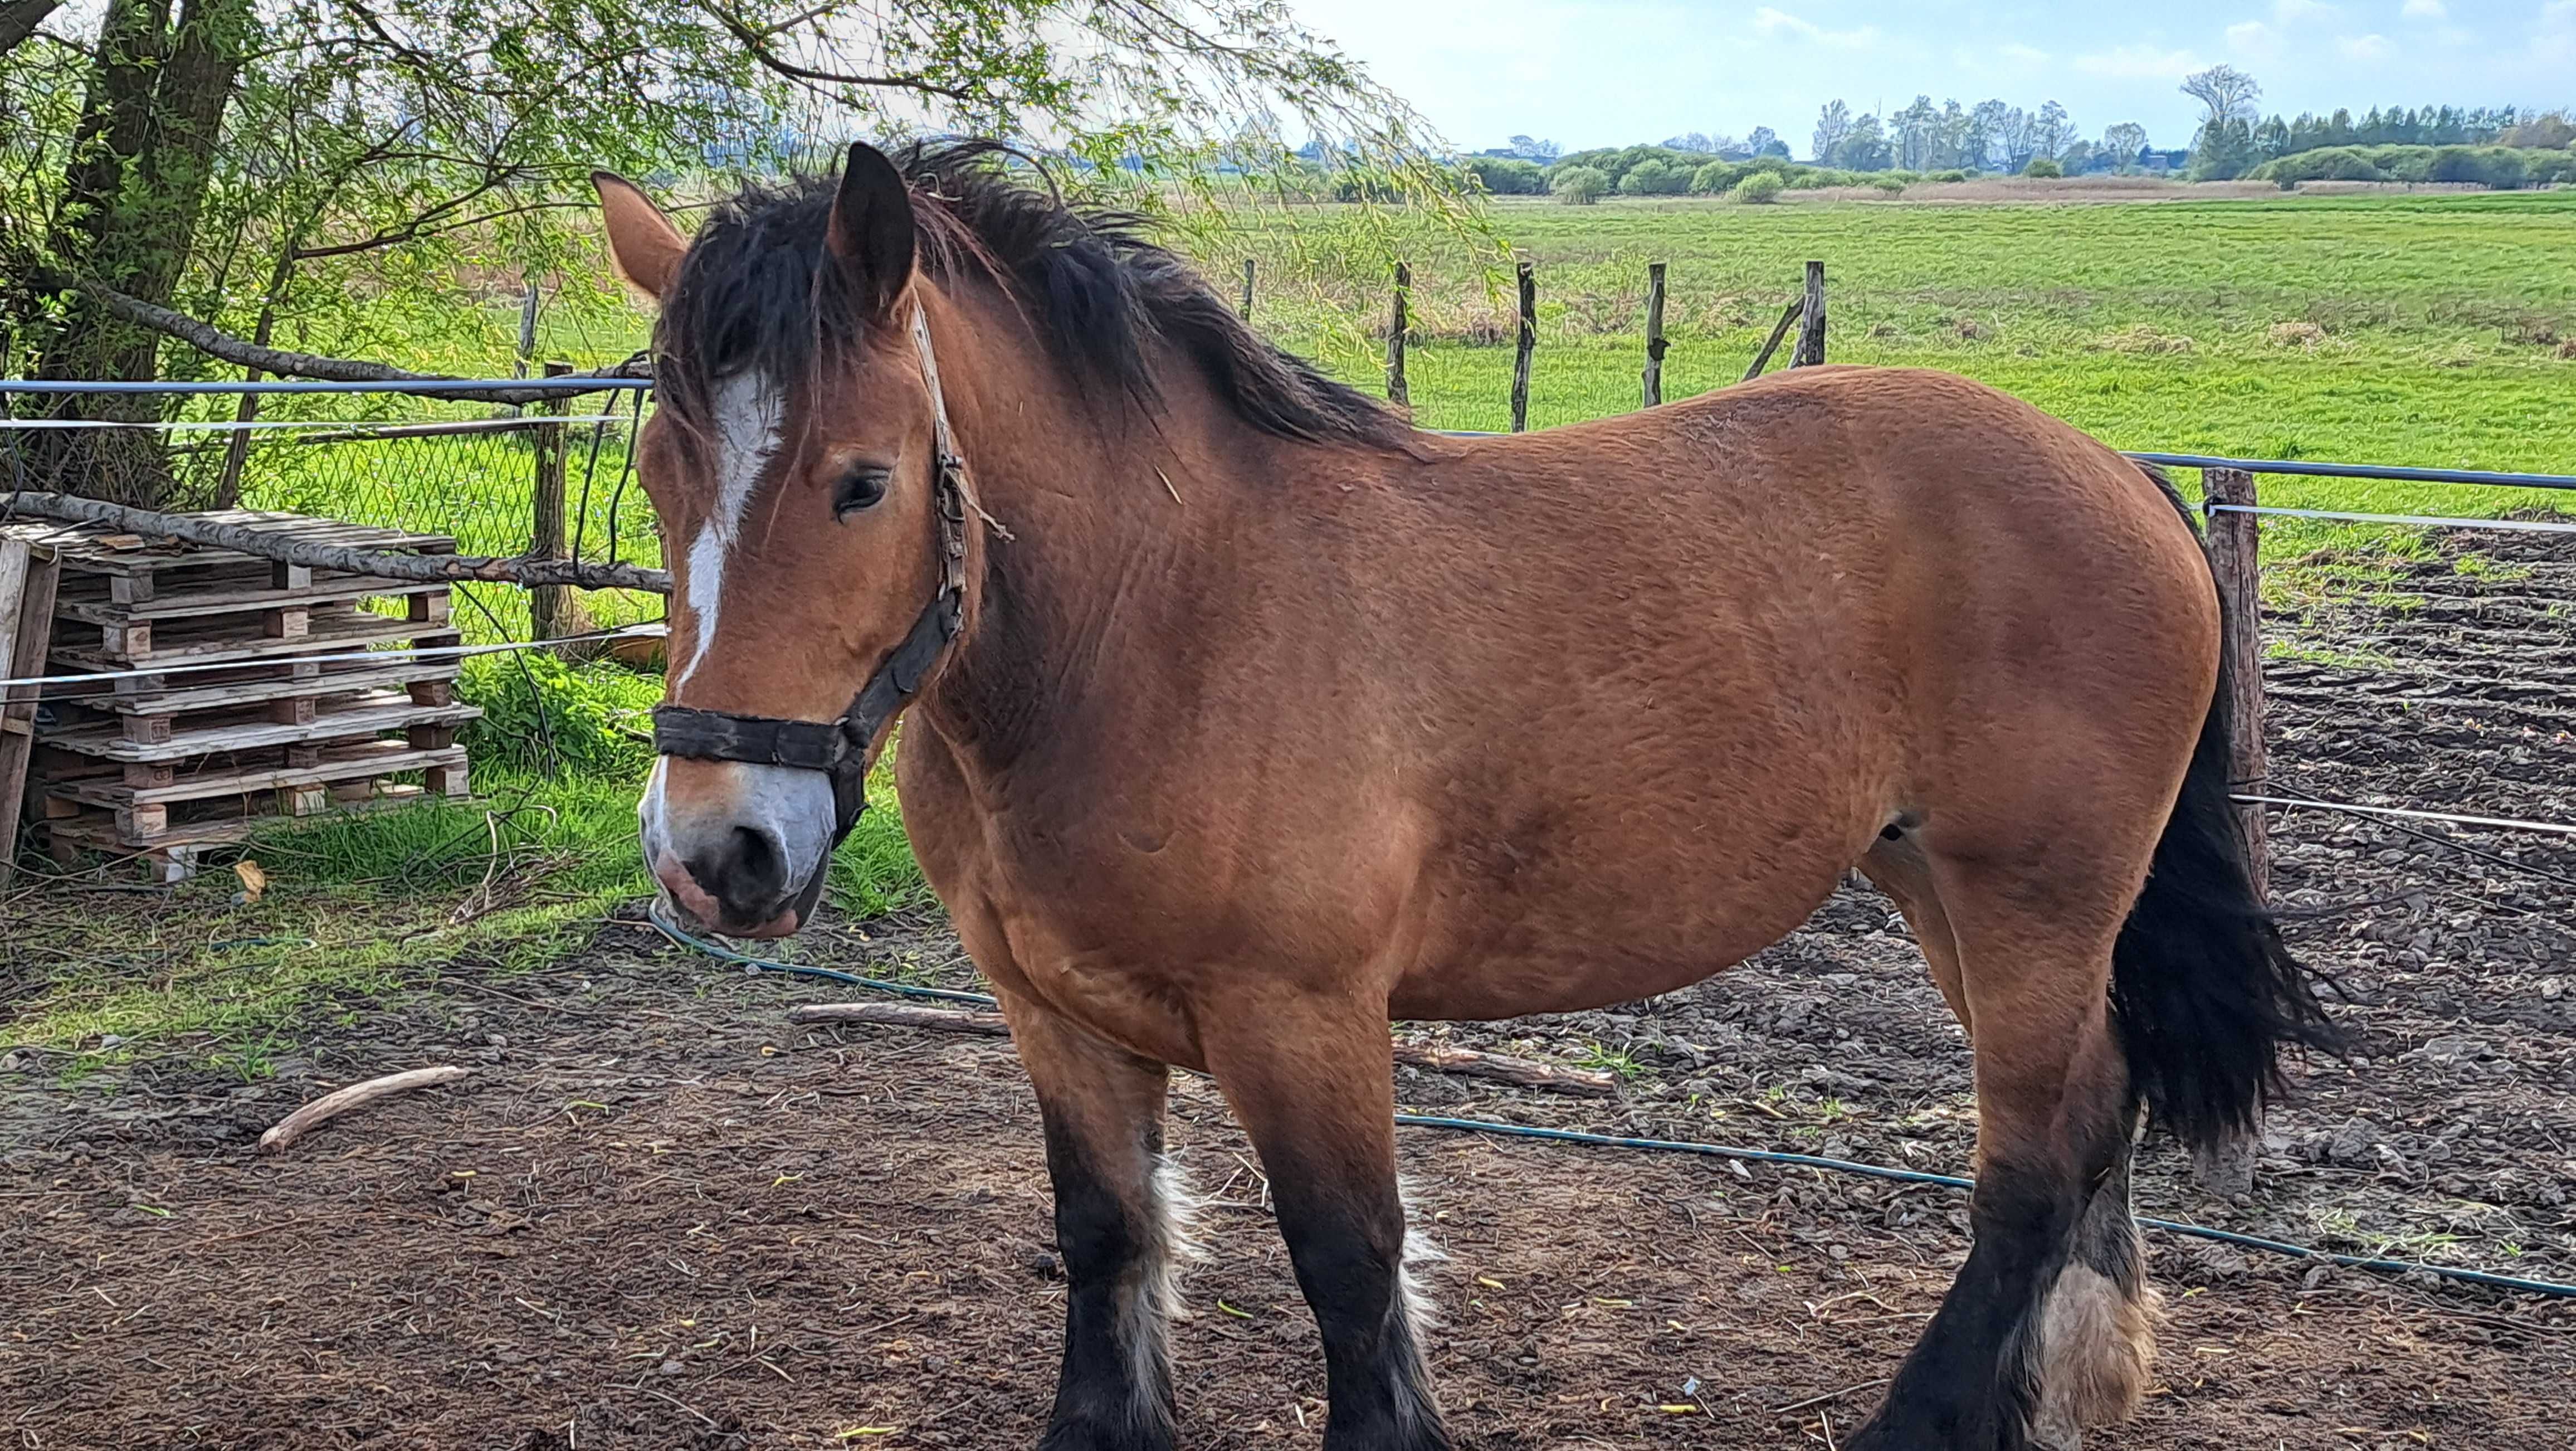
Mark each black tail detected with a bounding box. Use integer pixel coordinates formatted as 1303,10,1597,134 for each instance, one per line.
2111,469,2341,1151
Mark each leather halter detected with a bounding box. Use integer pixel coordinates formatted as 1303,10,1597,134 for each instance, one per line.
648,304,972,844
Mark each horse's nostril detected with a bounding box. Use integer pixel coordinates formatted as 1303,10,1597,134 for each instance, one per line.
727,825,784,899
687,825,791,914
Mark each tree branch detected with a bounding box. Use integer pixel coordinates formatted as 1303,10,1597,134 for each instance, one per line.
292,197,591,261
36,270,650,403
0,0,61,57
699,3,974,101
3,491,670,593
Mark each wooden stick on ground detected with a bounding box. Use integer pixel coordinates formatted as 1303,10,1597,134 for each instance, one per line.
784,1002,1621,1098
258,1065,472,1153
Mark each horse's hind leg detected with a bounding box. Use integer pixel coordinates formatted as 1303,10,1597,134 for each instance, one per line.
1198,994,1449,1451
1861,834,2158,1446
1847,853,2154,1451
1003,998,1189,1451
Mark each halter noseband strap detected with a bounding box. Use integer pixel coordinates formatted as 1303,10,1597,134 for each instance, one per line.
649,303,974,844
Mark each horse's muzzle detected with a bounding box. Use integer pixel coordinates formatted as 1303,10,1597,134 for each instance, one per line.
642,757,836,938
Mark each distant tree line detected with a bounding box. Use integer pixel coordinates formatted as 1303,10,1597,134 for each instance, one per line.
1467,66,2573,201
2178,66,2572,182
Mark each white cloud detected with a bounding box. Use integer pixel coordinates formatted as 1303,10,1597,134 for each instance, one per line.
1999,41,2048,64
2401,0,2445,18
2226,18,2281,56
2336,31,2395,59
1749,6,1879,47
2272,0,2336,22
2074,43,2204,77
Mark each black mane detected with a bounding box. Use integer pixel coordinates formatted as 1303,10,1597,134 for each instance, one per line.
654,140,1404,449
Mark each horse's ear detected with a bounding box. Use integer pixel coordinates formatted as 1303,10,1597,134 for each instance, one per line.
592,172,686,304
827,143,916,319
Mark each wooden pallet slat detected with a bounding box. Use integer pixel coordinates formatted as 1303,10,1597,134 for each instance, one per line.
49,611,460,671
1,539,65,886
53,740,471,809
40,697,482,763
53,575,453,626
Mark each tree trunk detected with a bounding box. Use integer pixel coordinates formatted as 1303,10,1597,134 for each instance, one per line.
20,0,252,507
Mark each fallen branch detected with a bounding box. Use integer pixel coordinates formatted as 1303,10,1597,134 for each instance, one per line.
1385,1041,1619,1097
258,1065,472,1153
4,492,670,593
26,269,649,403
787,1001,1011,1036
784,1002,1620,1098
1741,300,1803,383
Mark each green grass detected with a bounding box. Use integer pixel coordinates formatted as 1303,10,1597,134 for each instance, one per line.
2,662,924,1061
1226,189,2576,559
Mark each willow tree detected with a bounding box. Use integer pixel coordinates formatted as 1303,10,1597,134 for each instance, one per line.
0,0,1451,505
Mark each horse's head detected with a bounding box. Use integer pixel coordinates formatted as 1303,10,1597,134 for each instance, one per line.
596,145,958,938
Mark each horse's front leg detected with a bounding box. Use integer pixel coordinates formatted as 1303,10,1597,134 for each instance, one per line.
1003,997,1188,1451
1199,991,1450,1451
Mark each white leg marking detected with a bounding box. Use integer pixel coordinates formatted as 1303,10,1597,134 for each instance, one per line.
1110,1152,1207,1403
2029,1267,2162,1449
674,373,783,688
1397,1176,1448,1340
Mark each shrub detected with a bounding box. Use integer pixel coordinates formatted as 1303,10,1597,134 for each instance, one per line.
2256,147,2389,187
1465,156,1546,195
1871,175,1906,193
1326,168,1404,203
1617,158,1691,195
2428,146,2526,188
1928,168,1971,183
2022,157,2063,178
460,654,660,780
1732,171,1784,204
1689,159,1749,194
1551,165,1608,204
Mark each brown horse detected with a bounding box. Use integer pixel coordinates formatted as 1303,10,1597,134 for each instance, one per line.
593,142,2334,1451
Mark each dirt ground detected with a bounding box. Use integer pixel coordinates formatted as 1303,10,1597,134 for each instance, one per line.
4,529,2573,1449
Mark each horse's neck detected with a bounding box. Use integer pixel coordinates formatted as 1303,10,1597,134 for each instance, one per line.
915,288,1337,770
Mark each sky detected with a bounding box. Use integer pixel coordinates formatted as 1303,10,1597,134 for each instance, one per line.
1281,0,2576,155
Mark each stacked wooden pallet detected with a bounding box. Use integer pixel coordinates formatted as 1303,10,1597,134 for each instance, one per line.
1,511,482,872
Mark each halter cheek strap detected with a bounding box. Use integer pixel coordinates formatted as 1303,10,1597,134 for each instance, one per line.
649,303,974,845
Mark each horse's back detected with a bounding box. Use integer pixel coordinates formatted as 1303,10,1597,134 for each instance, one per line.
1363,367,2218,1017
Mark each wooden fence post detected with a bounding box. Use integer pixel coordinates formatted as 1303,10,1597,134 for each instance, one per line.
1240,259,1255,318
1792,260,1826,367
1385,262,1410,407
530,361,572,641
1642,261,1668,408
506,282,541,420
2202,466,2268,892
1510,260,1536,433
2197,464,2268,1199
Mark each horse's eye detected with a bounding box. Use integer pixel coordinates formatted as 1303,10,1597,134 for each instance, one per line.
834,466,891,518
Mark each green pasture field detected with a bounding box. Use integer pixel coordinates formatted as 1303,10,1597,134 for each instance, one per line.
1229,190,2576,546
11,186,2572,1063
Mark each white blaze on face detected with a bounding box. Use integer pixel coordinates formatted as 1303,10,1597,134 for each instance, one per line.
675,372,784,688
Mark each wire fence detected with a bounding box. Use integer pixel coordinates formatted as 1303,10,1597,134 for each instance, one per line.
7,373,2573,850
2,379,661,642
